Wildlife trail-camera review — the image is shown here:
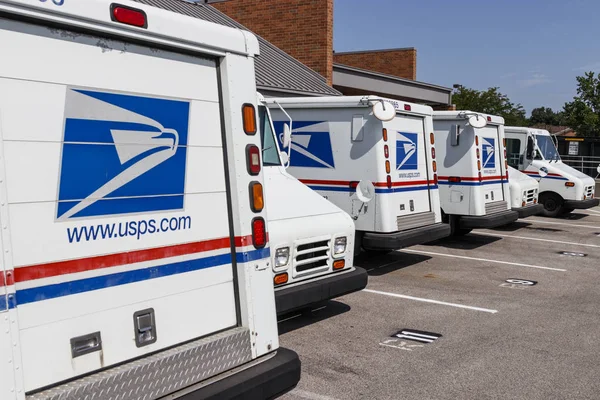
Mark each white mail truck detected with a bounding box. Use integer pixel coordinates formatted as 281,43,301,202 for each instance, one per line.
266,96,450,252
507,166,543,218
257,94,367,315
505,127,598,217
0,1,299,399
432,111,518,235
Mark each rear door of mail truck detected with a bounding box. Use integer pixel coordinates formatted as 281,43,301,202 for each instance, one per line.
0,16,242,393
478,125,506,205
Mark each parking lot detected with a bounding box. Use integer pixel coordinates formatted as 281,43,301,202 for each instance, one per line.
279,207,600,400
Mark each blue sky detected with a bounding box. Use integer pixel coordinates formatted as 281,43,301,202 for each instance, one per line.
334,0,600,115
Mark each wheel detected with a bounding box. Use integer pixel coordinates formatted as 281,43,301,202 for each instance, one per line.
354,231,363,255
540,192,564,217
561,207,574,216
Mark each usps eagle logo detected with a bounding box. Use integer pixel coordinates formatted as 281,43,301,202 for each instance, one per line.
482,138,496,168
273,121,335,169
396,132,418,170
56,89,190,220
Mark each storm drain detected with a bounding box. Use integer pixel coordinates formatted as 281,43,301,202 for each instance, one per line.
559,251,587,257
505,279,537,286
392,329,442,344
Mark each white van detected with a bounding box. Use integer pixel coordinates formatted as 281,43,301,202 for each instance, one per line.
507,166,543,218
505,127,599,217
257,95,367,315
432,111,518,235
266,96,450,252
0,1,299,399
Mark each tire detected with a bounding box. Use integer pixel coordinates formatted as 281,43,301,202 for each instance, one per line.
354,231,363,255
561,207,574,216
540,192,564,218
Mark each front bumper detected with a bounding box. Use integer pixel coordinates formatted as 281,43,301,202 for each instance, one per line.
180,348,301,400
275,267,368,315
515,203,544,218
564,198,600,209
459,209,519,229
362,223,451,251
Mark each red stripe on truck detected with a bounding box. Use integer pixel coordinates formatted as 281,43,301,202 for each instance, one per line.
300,178,436,188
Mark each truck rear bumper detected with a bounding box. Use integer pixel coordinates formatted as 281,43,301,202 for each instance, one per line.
178,348,301,400
515,204,544,218
362,223,451,251
275,267,368,315
459,209,519,229
564,198,600,209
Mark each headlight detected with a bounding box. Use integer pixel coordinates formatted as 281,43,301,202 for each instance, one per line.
334,237,347,255
274,247,290,268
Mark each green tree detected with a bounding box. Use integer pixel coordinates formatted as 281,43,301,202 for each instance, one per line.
530,107,564,126
452,86,528,126
562,71,600,136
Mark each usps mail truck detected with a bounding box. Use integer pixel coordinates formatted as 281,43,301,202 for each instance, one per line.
507,166,543,218
505,127,599,217
432,112,518,235
266,96,450,252
257,95,367,315
0,1,300,399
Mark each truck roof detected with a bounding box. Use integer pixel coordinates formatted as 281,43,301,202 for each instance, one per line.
432,110,505,126
0,0,259,57
265,95,433,116
505,126,551,136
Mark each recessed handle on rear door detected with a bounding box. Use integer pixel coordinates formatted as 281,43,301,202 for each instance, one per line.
70,332,102,358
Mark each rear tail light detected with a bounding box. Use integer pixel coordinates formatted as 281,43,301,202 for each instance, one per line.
404,104,412,111
565,182,575,187
249,182,264,212
333,260,345,270
475,136,479,146
387,175,392,189
432,160,437,173
242,104,257,135
504,149,507,158
111,4,148,28
477,160,481,171
431,148,436,159
384,145,389,158
252,217,267,248
274,273,288,285
385,160,391,174
487,116,492,122
433,174,438,185
449,176,461,183
246,144,261,175
430,132,435,145
503,138,507,147
476,148,480,159
382,128,388,141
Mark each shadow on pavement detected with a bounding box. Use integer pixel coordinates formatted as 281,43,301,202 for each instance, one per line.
425,232,502,250
278,300,351,335
490,221,563,233
355,251,432,276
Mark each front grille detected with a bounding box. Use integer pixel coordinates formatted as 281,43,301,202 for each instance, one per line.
396,212,436,231
524,189,537,205
295,240,330,273
585,186,594,198
485,201,508,214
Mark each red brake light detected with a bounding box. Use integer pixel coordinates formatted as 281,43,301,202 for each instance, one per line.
111,4,147,28
252,217,267,248
449,176,461,183
431,147,436,159
246,145,261,175
487,116,492,122
384,145,389,158
387,175,392,188
404,104,412,111
476,148,480,159
433,174,438,185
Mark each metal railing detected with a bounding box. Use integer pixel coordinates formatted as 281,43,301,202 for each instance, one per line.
559,155,600,178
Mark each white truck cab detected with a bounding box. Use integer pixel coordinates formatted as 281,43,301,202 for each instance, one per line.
432,111,518,235
507,166,544,218
266,96,450,252
0,1,300,399
505,127,599,217
257,94,367,315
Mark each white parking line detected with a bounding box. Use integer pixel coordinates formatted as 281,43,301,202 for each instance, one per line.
477,231,600,249
526,218,600,229
402,249,566,272
363,289,498,314
290,389,340,400
583,208,600,215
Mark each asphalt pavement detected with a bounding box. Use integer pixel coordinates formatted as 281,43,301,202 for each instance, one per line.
279,207,600,400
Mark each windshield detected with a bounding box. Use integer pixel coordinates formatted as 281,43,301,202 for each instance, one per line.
534,134,560,161
258,105,282,166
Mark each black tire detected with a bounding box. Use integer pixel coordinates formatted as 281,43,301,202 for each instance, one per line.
540,192,564,217
354,231,363,255
561,207,575,216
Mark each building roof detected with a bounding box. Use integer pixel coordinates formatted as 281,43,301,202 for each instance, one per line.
333,63,452,107
132,0,341,97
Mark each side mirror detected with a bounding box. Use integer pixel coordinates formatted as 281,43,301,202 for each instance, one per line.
526,137,535,159
372,101,396,121
279,151,289,166
539,167,549,178
355,180,375,203
467,115,486,128
281,123,292,149
596,164,600,174
451,124,460,146
532,149,538,160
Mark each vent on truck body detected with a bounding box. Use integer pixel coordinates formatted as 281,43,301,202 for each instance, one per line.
524,189,537,205
485,201,509,214
295,240,330,273
585,186,594,198
397,212,436,231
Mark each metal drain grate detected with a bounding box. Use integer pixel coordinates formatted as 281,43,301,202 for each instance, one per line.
392,329,442,344
559,251,587,257
505,279,537,286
